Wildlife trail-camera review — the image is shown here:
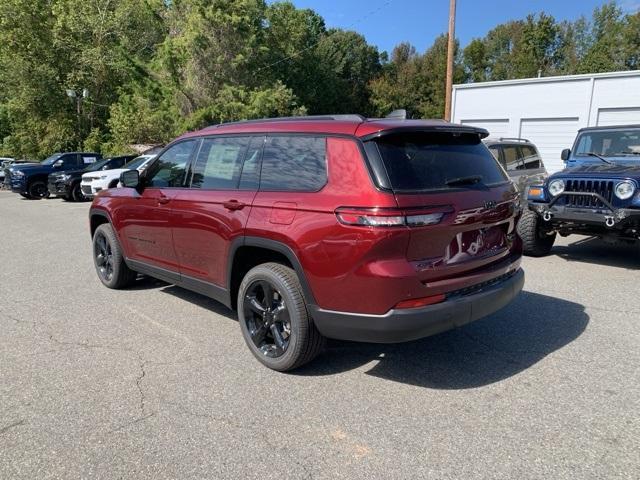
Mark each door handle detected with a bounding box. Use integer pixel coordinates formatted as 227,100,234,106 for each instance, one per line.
158,195,170,205
223,200,245,211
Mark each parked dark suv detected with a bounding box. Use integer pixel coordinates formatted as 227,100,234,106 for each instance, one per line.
48,155,135,201
89,115,524,370
9,152,102,199
522,125,640,256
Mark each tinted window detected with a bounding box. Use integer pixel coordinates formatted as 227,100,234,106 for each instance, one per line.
62,154,79,168
373,132,508,191
239,136,263,190
260,136,327,191
502,146,523,172
191,137,250,189
147,140,196,188
520,145,541,169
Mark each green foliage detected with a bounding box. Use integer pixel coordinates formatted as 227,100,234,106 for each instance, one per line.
0,0,638,159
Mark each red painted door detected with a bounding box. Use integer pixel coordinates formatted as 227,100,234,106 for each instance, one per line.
172,136,262,287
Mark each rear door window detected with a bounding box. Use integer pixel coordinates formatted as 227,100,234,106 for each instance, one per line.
502,146,524,172
372,132,508,191
520,145,541,169
259,136,327,191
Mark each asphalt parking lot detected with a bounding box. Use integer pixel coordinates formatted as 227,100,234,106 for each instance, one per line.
0,190,638,479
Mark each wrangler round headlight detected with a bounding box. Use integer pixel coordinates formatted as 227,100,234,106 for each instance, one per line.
548,179,565,197
614,180,635,200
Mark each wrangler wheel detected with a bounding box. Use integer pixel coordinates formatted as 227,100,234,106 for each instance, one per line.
517,209,556,257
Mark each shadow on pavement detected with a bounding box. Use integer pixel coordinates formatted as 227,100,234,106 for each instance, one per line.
150,280,588,389
294,291,588,389
551,236,639,270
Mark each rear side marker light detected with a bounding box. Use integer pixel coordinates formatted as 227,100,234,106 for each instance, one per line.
395,294,446,309
335,207,444,228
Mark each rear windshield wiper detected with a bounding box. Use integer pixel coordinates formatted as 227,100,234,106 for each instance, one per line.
586,152,614,165
445,175,483,187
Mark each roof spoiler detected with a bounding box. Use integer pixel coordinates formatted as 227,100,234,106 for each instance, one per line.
386,109,407,120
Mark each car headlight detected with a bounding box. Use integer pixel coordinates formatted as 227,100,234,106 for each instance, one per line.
614,180,636,200
548,179,565,197
99,175,108,180
13,170,24,177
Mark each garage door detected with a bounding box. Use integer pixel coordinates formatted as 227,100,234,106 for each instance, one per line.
460,119,509,139
520,118,579,173
597,107,640,126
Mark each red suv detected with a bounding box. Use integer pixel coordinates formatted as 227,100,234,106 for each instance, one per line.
89,115,524,371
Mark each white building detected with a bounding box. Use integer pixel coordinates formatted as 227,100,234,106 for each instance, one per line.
451,70,640,173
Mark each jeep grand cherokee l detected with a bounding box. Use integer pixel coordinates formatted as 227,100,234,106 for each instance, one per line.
89,115,524,371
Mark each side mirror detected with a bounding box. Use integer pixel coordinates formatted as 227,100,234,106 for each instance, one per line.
120,169,140,188
53,160,64,168
561,148,571,161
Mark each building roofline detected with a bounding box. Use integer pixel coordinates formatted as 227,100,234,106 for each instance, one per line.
453,70,640,90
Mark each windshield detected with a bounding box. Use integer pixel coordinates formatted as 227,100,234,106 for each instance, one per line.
575,129,640,158
124,156,149,170
372,132,508,192
41,153,63,165
83,158,111,172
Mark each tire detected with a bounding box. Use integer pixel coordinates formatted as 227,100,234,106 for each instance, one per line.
517,209,556,257
92,223,137,289
19,193,31,199
62,193,73,202
238,262,325,371
27,180,49,199
71,182,85,202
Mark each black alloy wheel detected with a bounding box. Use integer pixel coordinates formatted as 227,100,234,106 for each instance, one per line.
238,263,325,371
72,182,85,202
28,181,49,199
94,231,114,283
243,280,292,358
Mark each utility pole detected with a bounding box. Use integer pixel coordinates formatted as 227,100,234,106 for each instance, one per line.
66,88,89,149
444,0,456,121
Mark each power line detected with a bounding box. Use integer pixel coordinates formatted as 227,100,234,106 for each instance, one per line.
254,0,395,74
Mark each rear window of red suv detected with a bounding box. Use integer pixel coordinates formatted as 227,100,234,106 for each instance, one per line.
373,132,508,192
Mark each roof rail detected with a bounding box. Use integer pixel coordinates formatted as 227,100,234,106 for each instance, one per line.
498,137,531,143
210,114,366,128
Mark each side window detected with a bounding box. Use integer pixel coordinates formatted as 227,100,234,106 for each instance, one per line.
520,146,541,169
239,136,263,190
502,146,524,172
488,146,503,167
190,137,250,189
62,154,79,168
82,155,98,166
260,136,327,191
147,140,196,188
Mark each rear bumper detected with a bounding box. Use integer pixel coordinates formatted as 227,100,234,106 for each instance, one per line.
309,268,524,343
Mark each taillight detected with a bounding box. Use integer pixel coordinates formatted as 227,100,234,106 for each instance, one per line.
335,207,445,228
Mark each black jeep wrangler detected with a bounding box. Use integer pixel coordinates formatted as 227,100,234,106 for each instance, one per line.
521,125,640,256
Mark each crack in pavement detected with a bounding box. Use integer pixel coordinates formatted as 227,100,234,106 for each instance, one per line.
0,419,25,435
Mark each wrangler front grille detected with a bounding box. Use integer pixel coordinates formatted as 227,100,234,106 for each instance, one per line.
563,179,614,208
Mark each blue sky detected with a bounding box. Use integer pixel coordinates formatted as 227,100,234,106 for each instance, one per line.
276,0,640,54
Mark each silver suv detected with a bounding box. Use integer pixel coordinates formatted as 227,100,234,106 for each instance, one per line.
484,138,548,201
